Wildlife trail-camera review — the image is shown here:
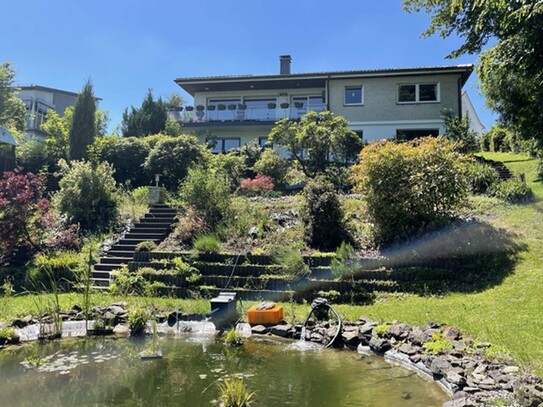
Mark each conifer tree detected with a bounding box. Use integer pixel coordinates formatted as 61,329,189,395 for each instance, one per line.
69,79,96,160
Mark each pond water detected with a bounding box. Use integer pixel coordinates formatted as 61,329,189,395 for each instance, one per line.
0,335,448,406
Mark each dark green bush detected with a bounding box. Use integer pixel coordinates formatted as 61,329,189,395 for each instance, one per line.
466,160,500,194
144,135,208,190
179,166,231,229
352,137,469,243
128,303,150,336
301,175,345,251
253,149,290,186
28,251,82,287
135,240,157,252
110,266,149,296
53,160,118,232
537,158,543,180
492,179,534,203
90,136,151,187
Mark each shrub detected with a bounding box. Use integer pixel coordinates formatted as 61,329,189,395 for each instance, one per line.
212,152,245,189
28,251,82,286
128,304,150,336
135,240,157,252
492,179,534,203
224,327,244,347
301,175,345,251
351,137,470,243
53,160,118,232
479,131,492,152
110,266,149,296
537,158,543,180
272,247,310,280
193,234,221,253
172,257,201,283
253,149,290,186
465,160,500,194
330,242,358,279
240,175,274,196
179,166,231,229
442,109,478,153
144,136,208,190
217,377,254,407
172,206,209,244
89,136,151,187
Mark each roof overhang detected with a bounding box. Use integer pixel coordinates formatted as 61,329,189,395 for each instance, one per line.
175,65,474,96
0,127,17,146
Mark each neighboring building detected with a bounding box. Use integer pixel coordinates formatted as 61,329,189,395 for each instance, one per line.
15,85,78,141
461,90,485,136
173,55,474,152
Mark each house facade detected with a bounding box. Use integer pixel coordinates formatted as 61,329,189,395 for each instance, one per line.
173,56,474,152
15,85,78,141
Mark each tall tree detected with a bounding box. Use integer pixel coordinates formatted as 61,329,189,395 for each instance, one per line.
69,79,97,160
403,0,543,145
121,89,167,137
0,62,26,132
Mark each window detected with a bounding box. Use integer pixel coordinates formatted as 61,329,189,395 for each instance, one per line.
345,86,363,105
395,129,439,141
258,137,271,148
398,83,439,103
208,138,241,153
244,99,276,120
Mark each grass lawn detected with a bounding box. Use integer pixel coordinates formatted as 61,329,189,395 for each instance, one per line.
2,152,542,376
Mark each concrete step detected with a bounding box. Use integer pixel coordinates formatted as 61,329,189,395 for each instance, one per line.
140,216,176,224
132,222,173,230
107,250,135,258
117,238,161,246
91,277,111,287
124,232,167,240
94,263,121,272
91,270,112,279
101,257,131,265
109,244,138,252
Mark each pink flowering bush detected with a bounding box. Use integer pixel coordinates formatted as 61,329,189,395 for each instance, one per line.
240,175,274,196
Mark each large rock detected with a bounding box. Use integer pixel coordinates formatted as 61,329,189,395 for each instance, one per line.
341,330,360,346
271,324,292,338
387,323,411,339
398,343,418,356
251,325,268,335
369,336,391,353
442,326,462,340
430,356,451,376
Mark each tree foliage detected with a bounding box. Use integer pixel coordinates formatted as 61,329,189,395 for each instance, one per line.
69,80,97,160
403,0,543,145
442,109,478,153
0,62,26,132
144,135,208,190
269,111,361,177
122,89,167,137
351,137,470,244
53,160,118,232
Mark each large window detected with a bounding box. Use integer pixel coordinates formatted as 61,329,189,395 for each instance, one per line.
398,83,439,103
208,137,241,153
344,86,363,105
395,129,439,141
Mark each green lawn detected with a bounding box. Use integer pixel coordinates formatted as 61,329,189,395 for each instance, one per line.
2,152,542,376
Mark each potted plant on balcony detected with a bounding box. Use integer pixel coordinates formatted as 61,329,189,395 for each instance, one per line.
294,101,304,109
267,102,276,109
238,103,247,110
227,104,237,111
196,105,205,111
185,106,194,111
206,104,216,111
280,102,289,109
218,104,226,111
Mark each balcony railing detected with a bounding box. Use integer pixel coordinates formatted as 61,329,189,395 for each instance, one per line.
167,104,327,124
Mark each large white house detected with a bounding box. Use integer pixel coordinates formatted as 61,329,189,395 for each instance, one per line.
173,55,475,152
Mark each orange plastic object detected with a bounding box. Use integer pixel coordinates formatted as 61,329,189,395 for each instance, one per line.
247,304,284,325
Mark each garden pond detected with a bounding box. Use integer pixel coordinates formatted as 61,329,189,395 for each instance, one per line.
0,334,449,406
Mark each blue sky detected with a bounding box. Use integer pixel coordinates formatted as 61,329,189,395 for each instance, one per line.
3,0,497,132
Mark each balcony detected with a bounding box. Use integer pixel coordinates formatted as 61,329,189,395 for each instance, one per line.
167,103,327,126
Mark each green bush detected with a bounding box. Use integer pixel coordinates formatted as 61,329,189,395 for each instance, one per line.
53,160,118,232
193,234,221,253
144,135,208,190
351,137,470,243
272,247,310,280
172,257,201,283
479,131,492,152
128,303,150,336
135,240,157,252
224,327,244,347
301,175,345,251
28,251,82,287
492,179,534,203
253,149,290,186
89,136,151,186
465,160,500,194
110,266,149,296
179,166,231,229
537,158,543,180
330,242,358,279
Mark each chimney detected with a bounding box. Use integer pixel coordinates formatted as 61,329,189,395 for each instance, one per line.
280,55,292,75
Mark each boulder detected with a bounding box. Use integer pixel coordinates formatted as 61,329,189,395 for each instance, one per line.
251,325,268,335
398,343,418,356
271,324,291,338
341,330,360,346
369,336,391,353
430,356,451,376
442,326,462,340
387,323,411,339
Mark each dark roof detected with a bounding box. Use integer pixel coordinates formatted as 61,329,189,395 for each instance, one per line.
17,84,79,97
175,65,474,95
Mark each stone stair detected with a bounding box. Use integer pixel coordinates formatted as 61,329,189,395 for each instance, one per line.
91,204,177,289
476,157,514,180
